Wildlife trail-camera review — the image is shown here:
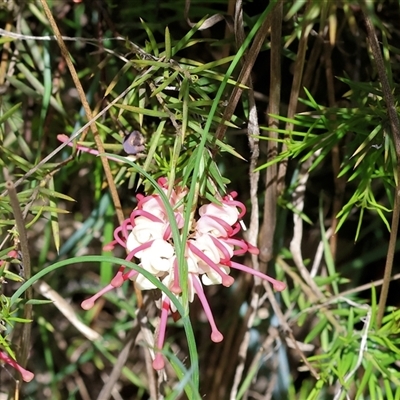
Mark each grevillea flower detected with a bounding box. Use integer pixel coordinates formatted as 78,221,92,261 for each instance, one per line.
81,179,286,370
0,350,34,382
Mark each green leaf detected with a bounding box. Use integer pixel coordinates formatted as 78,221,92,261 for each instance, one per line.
113,103,168,118
304,315,328,343
0,103,22,125
141,18,159,57
48,177,60,253
165,26,171,61
151,70,179,97
26,299,53,305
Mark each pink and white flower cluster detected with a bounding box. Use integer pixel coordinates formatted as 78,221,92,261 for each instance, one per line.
81,178,286,370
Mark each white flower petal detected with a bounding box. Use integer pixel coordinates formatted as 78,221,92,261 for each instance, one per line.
141,197,167,221
135,273,158,290
198,202,238,226
201,265,230,286
140,239,175,274
126,218,166,252
201,271,222,285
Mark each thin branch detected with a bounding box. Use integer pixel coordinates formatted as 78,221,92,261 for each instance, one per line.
263,281,320,380
96,318,141,400
362,7,400,327
291,272,400,321
259,0,283,265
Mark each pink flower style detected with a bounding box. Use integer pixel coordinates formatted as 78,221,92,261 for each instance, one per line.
81,178,286,370
0,350,34,382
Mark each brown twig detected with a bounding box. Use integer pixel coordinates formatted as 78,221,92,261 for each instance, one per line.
362,7,400,327
259,0,283,266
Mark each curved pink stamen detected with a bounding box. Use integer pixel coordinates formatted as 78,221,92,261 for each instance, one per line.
209,216,233,235
153,296,170,370
230,222,241,236
227,261,286,291
191,275,223,342
128,240,154,256
113,225,129,248
197,216,232,237
226,238,247,248
188,242,234,287
130,209,164,224
82,269,139,310
209,235,231,263
137,194,157,210
0,351,34,382
137,193,167,217
121,219,133,243
223,192,246,219
223,238,248,255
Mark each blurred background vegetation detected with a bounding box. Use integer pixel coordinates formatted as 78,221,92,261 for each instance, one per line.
1,0,400,399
